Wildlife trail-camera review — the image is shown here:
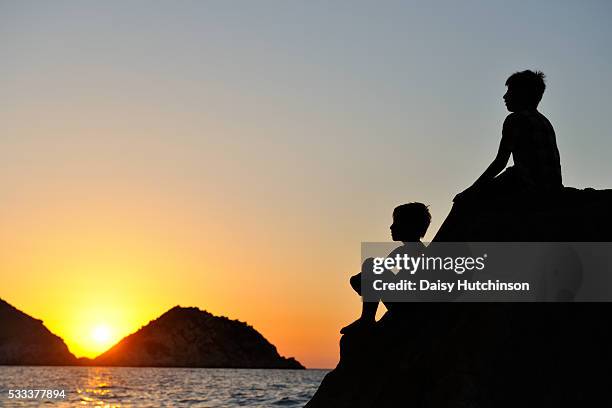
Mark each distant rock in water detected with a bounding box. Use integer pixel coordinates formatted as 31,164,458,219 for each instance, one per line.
307,187,612,407
0,298,77,366
94,306,304,369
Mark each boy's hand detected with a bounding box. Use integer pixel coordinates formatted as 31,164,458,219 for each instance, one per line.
453,191,465,202
340,318,374,335
453,188,471,202
454,184,480,202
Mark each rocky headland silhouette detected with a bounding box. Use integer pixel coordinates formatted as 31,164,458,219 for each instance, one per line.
0,298,77,365
94,306,303,369
306,186,612,407
0,300,303,369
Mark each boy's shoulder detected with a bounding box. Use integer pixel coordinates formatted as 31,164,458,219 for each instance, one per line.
504,109,552,132
503,111,532,132
504,111,530,124
389,241,426,256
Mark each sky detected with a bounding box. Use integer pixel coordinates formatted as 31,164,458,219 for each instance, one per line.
1,1,611,368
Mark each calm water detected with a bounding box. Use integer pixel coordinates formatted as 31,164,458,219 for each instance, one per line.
0,366,327,407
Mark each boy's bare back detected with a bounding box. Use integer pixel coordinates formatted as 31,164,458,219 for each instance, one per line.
503,109,562,189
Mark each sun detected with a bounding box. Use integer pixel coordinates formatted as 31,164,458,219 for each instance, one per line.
91,325,113,346
68,321,124,358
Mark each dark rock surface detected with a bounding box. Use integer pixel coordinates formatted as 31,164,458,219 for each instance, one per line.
0,298,77,366
307,187,612,407
434,187,612,242
94,306,304,369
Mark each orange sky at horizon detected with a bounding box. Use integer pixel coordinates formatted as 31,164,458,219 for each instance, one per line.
0,168,367,368
0,199,354,368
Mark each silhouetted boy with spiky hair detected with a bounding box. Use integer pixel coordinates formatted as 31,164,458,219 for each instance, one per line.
341,202,431,334
455,70,562,202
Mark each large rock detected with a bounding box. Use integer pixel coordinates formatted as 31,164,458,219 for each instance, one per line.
0,298,77,365
307,187,612,407
434,187,612,242
94,306,304,369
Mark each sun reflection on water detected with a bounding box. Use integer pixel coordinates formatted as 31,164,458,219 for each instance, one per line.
76,367,122,407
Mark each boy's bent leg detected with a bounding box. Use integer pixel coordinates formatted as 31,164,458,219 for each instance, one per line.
340,258,380,334
340,302,377,334
341,272,378,334
360,301,378,322
350,273,361,295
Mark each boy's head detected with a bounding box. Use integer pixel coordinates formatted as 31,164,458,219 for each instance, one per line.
503,70,546,112
390,202,431,242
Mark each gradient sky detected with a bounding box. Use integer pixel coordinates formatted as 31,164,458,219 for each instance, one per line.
1,1,611,368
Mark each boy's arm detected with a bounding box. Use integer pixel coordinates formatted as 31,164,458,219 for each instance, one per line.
455,115,517,200
473,122,513,186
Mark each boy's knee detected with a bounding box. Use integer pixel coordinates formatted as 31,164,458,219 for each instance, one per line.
350,273,361,295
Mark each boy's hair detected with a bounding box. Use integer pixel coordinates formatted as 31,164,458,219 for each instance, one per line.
393,202,431,238
505,70,546,106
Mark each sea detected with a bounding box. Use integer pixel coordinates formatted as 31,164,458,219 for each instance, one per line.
0,366,328,407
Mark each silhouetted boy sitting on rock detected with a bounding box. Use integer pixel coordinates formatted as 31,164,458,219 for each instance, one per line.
455,70,562,204
340,203,431,334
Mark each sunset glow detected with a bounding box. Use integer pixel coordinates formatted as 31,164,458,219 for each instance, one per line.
91,325,112,346
2,1,611,370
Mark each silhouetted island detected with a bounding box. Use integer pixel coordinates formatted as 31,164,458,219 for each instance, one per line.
307,186,612,407
0,300,303,369
93,306,304,369
0,298,77,366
